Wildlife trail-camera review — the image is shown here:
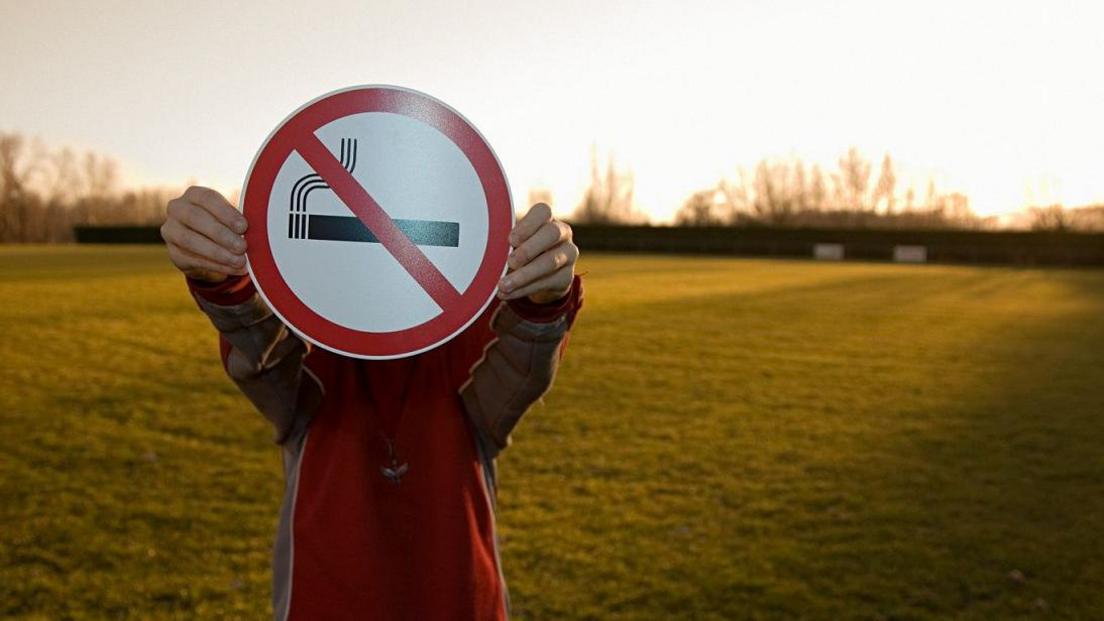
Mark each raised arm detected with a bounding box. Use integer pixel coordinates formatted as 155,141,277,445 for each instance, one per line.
188,276,320,446
459,203,583,459
459,277,583,459
163,186,320,446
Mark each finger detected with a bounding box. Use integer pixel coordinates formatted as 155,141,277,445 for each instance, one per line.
508,202,552,247
499,241,578,294
170,199,246,255
167,236,246,275
184,185,247,233
168,242,247,276
508,219,571,270
499,264,573,301
162,219,247,269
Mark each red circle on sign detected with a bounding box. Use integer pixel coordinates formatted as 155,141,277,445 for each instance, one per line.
241,85,513,359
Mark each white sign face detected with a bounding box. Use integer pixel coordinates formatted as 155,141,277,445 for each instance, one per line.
268,113,489,333
242,86,514,359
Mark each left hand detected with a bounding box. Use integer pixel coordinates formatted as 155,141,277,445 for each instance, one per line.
497,203,579,304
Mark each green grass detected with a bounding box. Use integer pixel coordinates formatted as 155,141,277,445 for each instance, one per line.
2,246,1102,620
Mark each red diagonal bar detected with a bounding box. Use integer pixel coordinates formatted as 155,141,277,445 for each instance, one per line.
294,132,462,311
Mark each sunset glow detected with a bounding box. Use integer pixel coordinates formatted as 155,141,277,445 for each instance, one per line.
1,0,1101,223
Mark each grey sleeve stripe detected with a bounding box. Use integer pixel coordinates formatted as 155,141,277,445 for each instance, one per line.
471,430,512,617
459,303,571,460
195,293,321,446
272,431,309,621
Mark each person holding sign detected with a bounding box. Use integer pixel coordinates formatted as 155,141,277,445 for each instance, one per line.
162,185,582,620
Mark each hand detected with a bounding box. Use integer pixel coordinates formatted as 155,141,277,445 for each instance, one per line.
497,203,579,304
161,186,249,283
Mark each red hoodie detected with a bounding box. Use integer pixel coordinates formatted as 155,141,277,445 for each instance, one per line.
189,274,582,620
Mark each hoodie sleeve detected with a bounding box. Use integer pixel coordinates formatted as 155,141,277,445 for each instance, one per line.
457,275,583,460
187,275,322,447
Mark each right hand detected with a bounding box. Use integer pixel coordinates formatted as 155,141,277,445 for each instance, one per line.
161,186,249,283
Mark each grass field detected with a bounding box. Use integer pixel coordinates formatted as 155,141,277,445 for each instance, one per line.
2,245,1102,620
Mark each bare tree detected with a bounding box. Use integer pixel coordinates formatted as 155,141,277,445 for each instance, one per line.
717,173,751,221
1028,205,1071,231
674,187,725,226
47,147,82,206
838,146,872,211
808,165,827,212
943,192,971,222
0,133,44,242
873,154,897,214
751,158,806,224
572,147,642,225
71,152,120,226
924,179,939,212
1071,205,1104,231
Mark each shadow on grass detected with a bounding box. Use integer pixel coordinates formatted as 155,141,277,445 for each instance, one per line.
504,265,1104,620
836,271,1104,620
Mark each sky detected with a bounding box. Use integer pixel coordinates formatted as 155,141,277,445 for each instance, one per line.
1,0,1102,222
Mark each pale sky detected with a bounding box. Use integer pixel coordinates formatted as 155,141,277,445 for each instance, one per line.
2,0,1101,222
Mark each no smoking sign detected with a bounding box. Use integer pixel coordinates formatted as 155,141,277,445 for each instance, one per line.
241,85,513,359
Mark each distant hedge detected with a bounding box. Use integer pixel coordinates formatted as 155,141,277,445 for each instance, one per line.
74,225,164,244
570,225,1104,266
74,224,1104,266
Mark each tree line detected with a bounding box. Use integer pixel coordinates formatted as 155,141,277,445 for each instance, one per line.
567,146,1104,231
0,132,173,242
673,148,979,229
2,131,1101,243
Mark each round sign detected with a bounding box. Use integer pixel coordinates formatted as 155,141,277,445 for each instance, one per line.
241,85,513,359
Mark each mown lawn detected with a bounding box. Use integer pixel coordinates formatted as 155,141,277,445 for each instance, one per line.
1,245,1102,620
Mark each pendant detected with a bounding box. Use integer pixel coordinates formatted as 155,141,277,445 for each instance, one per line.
380,439,408,485
381,459,409,485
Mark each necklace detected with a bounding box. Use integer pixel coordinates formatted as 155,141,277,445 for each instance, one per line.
380,437,409,485
363,358,418,486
